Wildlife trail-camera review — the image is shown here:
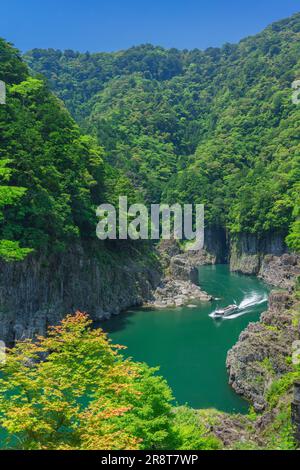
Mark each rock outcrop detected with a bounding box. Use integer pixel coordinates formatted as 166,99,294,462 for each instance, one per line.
259,254,300,289
146,278,212,309
149,241,214,308
169,250,215,283
226,291,299,411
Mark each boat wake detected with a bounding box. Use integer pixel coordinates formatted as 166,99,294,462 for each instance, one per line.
241,292,268,307
209,292,268,320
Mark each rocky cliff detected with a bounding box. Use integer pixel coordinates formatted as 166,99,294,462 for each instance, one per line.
229,233,300,290
229,233,289,274
0,243,161,345
258,254,300,289
227,291,299,412
0,237,217,344
146,241,214,308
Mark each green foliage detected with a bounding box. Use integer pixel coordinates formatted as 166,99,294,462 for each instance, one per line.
0,312,226,451
286,184,300,252
247,406,257,422
266,370,298,411
0,160,27,210
25,45,184,126
233,441,261,450
26,13,300,249
0,38,28,84
172,407,223,450
0,159,32,261
0,240,33,261
0,38,138,255
264,406,297,450
0,313,177,450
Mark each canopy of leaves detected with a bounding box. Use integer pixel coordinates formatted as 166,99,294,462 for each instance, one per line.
26,13,300,250
0,38,138,259
0,313,221,450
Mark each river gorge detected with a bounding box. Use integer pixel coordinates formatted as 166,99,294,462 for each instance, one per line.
103,264,270,413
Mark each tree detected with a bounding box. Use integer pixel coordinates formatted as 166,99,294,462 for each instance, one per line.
0,160,32,261
0,312,176,450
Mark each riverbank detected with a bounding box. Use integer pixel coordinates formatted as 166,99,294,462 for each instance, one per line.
140,243,300,448
147,238,300,310
189,285,300,450
1,229,298,345
227,290,298,411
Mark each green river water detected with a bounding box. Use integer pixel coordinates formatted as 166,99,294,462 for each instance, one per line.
104,265,270,414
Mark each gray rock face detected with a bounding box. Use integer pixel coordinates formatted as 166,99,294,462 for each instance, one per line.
207,413,257,447
204,226,228,263
0,243,161,344
149,242,214,308
156,239,182,269
226,291,299,411
147,278,212,309
169,250,215,283
229,233,300,290
259,254,300,289
169,257,199,284
230,233,288,277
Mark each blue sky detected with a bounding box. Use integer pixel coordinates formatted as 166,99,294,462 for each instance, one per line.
0,0,299,52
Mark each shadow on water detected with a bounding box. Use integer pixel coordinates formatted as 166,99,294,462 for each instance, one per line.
97,310,137,334
100,265,271,414
97,306,159,334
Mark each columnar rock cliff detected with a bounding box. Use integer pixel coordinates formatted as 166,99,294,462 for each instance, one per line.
229,233,287,274
0,243,161,345
1,232,298,345
229,234,300,291
258,254,300,289
0,238,217,344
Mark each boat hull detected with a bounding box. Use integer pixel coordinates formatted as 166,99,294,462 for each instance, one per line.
213,305,239,318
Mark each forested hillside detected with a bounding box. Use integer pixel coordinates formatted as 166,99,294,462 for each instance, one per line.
0,38,137,260
26,13,300,250
1,11,300,452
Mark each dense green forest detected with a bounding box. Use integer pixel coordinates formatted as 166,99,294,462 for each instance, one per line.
26,13,300,251
0,38,138,260
1,12,300,451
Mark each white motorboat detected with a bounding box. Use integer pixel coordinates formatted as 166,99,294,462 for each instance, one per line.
213,305,239,318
